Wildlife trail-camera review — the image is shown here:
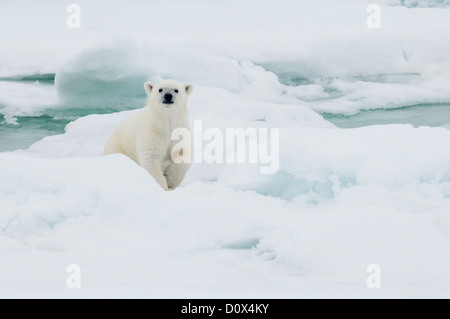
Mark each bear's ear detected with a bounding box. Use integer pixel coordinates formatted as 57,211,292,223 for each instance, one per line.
184,84,193,96
144,82,154,95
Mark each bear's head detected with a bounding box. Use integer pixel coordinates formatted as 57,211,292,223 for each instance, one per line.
144,79,193,111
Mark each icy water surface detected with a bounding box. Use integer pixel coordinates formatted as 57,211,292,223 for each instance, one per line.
1,73,450,152
0,114,70,152
0,74,143,152
323,103,450,129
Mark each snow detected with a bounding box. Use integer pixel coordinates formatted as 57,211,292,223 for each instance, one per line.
2,144,450,297
1,0,450,298
5,117,450,298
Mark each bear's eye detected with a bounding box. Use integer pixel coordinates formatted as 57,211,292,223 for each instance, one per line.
174,89,179,93
158,88,163,93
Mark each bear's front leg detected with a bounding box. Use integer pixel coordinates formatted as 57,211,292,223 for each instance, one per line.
165,162,190,190
140,157,169,191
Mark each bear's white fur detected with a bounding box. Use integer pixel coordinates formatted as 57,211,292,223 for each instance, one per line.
103,79,193,190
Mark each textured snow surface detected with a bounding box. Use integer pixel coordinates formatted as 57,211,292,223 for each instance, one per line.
1,0,450,298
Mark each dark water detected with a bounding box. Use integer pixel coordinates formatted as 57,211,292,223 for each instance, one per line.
0,107,136,152
322,103,450,129
0,70,146,152
0,114,70,152
0,73,55,84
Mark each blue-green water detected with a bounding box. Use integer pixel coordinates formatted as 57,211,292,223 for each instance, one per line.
0,73,55,84
323,103,450,129
0,108,127,152
0,72,146,152
0,114,69,152
1,71,450,153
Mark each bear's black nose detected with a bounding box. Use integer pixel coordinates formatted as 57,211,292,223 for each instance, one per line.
164,93,173,102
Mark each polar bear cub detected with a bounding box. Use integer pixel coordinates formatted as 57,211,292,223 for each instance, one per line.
104,79,193,190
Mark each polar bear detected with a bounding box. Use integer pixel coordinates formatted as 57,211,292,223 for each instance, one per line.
103,79,193,191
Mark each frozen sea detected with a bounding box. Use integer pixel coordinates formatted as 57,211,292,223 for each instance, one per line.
1,0,450,298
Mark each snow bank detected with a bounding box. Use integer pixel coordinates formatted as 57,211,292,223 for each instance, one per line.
55,41,244,107
2,120,450,297
8,109,450,297
23,111,135,158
